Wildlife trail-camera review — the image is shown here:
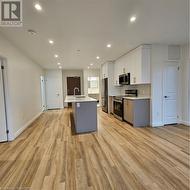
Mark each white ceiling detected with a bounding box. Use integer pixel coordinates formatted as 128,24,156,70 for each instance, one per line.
0,0,188,69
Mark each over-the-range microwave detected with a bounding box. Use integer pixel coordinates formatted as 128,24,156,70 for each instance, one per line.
119,73,130,85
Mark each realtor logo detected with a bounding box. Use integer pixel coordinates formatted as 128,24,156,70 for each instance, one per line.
0,0,22,26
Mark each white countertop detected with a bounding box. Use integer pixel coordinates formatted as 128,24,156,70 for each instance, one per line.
123,97,150,100
64,95,97,103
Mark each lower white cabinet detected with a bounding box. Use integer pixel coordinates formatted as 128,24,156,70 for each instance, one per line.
123,98,150,127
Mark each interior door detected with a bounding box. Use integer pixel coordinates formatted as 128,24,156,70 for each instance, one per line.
45,71,63,109
67,77,81,95
163,64,179,125
0,62,7,142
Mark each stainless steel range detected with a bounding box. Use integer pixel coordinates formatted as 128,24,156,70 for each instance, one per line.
113,96,124,120
113,90,138,120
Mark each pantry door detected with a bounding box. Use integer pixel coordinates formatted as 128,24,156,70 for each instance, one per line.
163,63,179,125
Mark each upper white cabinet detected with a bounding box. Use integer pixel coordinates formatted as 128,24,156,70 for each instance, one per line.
130,45,151,84
101,62,108,79
101,62,121,95
113,61,122,86
114,45,151,85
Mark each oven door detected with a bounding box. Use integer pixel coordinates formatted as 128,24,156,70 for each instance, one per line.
113,100,123,120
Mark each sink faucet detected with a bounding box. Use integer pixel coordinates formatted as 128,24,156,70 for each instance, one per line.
74,87,79,96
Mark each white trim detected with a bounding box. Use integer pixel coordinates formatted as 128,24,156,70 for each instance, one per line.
152,120,190,127
180,120,190,126
0,57,10,141
151,122,164,127
13,112,42,140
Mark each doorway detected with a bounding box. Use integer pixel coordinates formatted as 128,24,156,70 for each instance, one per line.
163,63,179,125
0,59,8,142
67,77,81,95
45,71,63,110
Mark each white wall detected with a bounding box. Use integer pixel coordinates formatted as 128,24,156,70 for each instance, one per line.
151,45,166,126
150,44,189,127
0,33,44,140
62,70,84,107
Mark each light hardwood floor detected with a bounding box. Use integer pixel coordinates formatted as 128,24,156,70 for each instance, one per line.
0,109,189,190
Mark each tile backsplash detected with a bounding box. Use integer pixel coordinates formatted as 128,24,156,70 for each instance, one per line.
120,84,151,97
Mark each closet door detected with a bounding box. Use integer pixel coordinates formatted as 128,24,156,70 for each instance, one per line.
0,62,7,142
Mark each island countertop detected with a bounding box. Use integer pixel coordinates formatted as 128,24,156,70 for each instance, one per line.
64,95,97,103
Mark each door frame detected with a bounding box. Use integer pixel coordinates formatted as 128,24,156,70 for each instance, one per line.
40,76,46,111
0,57,9,141
162,62,180,125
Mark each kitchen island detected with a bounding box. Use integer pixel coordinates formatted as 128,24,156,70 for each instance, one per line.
64,95,97,133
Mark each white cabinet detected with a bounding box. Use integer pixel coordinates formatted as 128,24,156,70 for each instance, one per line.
101,63,108,79
113,61,121,86
114,45,151,85
129,46,151,85
101,62,120,94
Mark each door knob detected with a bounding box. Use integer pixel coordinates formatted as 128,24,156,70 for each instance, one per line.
164,96,169,98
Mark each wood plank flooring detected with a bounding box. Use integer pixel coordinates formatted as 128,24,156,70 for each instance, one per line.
0,109,189,190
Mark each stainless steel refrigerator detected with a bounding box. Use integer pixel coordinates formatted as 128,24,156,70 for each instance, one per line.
101,78,108,113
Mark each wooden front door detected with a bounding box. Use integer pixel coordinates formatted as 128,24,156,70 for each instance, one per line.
67,77,81,95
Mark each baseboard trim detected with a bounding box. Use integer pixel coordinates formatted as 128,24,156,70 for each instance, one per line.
180,120,190,126
151,122,164,127
13,112,42,140
151,120,190,127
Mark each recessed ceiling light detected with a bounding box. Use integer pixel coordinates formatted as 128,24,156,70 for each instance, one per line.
57,62,61,65
54,54,58,58
107,44,112,48
96,56,100,60
90,63,93,66
27,29,37,35
48,39,54,44
59,66,62,69
34,3,42,11
130,16,137,23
